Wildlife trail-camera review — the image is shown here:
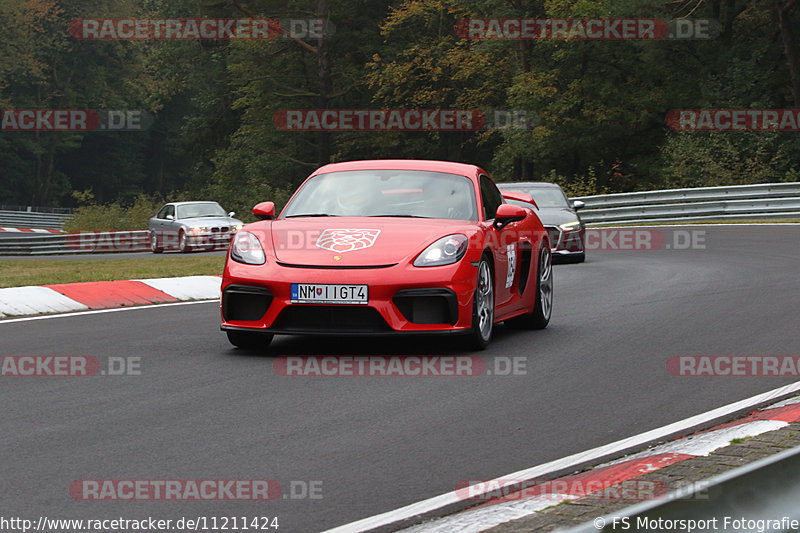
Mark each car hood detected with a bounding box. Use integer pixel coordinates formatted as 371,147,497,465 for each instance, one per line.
179,216,243,228
533,208,581,227
265,217,472,267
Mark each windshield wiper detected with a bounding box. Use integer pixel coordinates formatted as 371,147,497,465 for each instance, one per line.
284,213,338,218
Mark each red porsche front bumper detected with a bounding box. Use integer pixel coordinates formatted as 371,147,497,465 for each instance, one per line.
220,258,479,335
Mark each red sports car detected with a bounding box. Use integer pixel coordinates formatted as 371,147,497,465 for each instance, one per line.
220,160,553,350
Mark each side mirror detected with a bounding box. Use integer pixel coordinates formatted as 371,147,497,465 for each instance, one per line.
252,201,275,220
494,203,527,230
166,214,174,221
228,211,236,218
572,200,585,210
501,190,538,210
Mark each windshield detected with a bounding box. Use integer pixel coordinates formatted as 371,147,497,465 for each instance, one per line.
507,188,569,208
282,170,478,220
176,202,227,219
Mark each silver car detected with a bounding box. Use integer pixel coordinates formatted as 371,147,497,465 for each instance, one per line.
149,201,243,253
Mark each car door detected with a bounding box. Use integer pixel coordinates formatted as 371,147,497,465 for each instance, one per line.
478,175,516,308
151,204,171,236
155,204,177,248
151,205,167,231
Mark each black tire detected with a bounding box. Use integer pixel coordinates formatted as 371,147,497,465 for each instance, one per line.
508,242,552,330
226,330,274,349
560,251,584,264
150,231,163,254
465,256,494,350
178,230,191,253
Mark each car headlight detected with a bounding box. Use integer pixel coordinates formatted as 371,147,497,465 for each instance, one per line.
230,231,266,265
413,234,468,267
232,224,243,232
190,226,209,235
558,221,581,231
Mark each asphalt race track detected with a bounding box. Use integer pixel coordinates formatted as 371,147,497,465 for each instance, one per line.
2,226,799,532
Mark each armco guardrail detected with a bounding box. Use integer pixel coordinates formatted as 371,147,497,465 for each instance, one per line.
566,443,800,533
0,210,72,231
573,182,800,225
0,205,73,214
0,231,150,255
2,183,799,255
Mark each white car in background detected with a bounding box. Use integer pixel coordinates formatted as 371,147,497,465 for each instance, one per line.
149,201,243,253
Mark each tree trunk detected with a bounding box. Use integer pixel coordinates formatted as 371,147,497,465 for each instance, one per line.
776,1,800,107
514,0,529,73
42,139,57,205
316,0,332,166
512,0,530,179
32,132,43,205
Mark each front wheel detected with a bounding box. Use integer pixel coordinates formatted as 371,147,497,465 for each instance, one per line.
508,242,552,330
465,257,494,350
226,330,274,349
150,232,163,254
178,230,191,253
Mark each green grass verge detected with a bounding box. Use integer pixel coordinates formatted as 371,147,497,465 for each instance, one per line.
0,255,226,288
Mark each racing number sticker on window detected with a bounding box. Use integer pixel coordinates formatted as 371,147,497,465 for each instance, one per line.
506,244,516,288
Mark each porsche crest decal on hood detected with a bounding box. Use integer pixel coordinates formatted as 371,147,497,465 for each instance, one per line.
316,229,381,253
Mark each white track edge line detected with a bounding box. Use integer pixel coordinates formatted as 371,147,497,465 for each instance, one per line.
321,381,800,533
0,299,219,324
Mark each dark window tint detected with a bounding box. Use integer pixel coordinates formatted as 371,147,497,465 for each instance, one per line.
479,175,503,220
282,170,478,220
